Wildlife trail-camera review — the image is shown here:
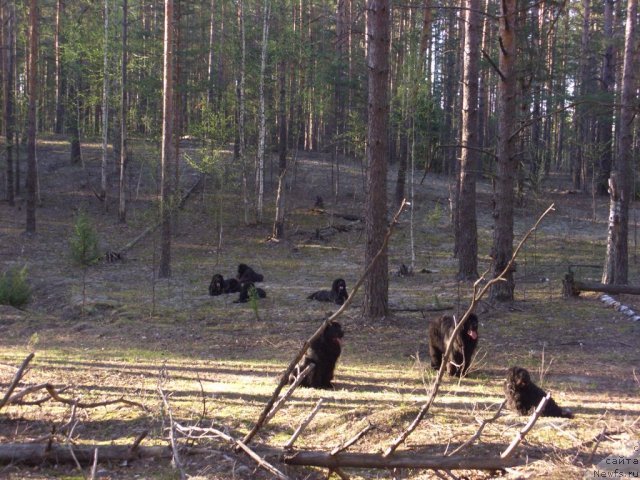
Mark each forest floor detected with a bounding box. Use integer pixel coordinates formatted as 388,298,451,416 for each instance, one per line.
0,136,639,480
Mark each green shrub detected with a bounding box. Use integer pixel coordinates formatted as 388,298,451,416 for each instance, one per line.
70,211,101,266
0,266,32,307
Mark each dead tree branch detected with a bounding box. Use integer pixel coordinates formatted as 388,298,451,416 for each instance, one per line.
446,400,507,456
265,364,314,424
158,387,187,480
242,200,409,447
501,393,550,459
331,424,375,456
0,353,34,410
384,204,555,457
284,398,324,449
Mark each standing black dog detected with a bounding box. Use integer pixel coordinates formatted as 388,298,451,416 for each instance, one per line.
233,282,267,303
308,278,349,305
237,263,264,283
505,366,574,418
290,321,344,389
428,313,479,376
208,274,242,296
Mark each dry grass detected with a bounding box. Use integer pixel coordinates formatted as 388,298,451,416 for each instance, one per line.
0,137,638,479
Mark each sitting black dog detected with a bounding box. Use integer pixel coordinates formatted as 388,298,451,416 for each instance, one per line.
237,263,264,283
428,313,479,376
505,366,574,418
233,282,267,303
208,274,242,296
308,278,349,305
290,321,344,389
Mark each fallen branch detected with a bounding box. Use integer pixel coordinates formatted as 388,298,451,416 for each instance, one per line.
0,443,173,466
384,204,555,457
282,450,521,471
563,271,640,298
446,400,507,456
501,393,550,459
158,387,186,480
284,398,324,449
331,424,375,456
265,364,314,424
242,200,409,447
0,353,35,410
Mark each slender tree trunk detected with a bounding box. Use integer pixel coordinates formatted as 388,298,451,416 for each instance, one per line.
456,0,480,280
2,0,15,206
69,80,82,165
602,0,636,285
118,0,129,223
207,0,216,107
54,0,64,134
159,0,174,278
573,0,591,191
237,0,248,225
596,0,616,196
489,0,517,301
101,0,110,205
363,0,390,320
256,0,270,222
272,59,287,239
26,0,38,233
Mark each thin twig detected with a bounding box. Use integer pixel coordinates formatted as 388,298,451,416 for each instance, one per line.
158,387,187,480
501,393,551,459
331,424,375,456
446,400,507,456
243,200,409,447
89,448,98,480
284,398,324,449
175,423,291,480
265,364,314,423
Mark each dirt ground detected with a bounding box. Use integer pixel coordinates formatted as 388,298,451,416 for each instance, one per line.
0,137,639,479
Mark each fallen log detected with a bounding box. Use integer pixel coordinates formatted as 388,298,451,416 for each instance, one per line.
281,451,521,471
562,271,640,297
0,443,173,466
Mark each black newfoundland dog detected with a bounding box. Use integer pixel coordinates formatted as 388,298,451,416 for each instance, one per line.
290,321,344,389
308,278,349,305
505,366,574,418
208,274,242,296
233,282,267,303
237,263,264,283
428,313,479,377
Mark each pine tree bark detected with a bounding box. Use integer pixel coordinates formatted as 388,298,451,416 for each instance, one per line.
602,0,636,285
2,0,15,206
101,0,110,206
25,0,38,234
363,0,390,320
272,58,287,239
456,0,480,281
118,0,129,223
256,0,270,223
159,0,175,278
54,0,65,134
489,0,517,301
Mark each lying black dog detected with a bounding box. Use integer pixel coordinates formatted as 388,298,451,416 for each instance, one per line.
505,366,574,418
290,321,344,389
233,282,267,303
428,313,479,376
208,274,242,296
308,278,349,305
237,263,264,283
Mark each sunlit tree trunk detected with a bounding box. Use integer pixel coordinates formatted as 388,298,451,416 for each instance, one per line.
207,0,216,107
237,0,248,225
363,0,390,320
54,0,65,134
26,0,38,234
159,0,174,278
256,0,270,223
602,0,636,285
456,0,480,281
272,59,287,239
101,0,110,206
490,0,517,301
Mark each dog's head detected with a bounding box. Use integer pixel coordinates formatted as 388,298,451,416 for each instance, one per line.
324,321,344,344
462,313,479,341
508,366,531,388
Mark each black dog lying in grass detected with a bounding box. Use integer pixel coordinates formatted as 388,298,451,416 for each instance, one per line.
208,274,242,296
237,263,264,283
308,278,349,305
428,313,479,377
233,282,267,303
505,366,574,418
290,321,344,389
